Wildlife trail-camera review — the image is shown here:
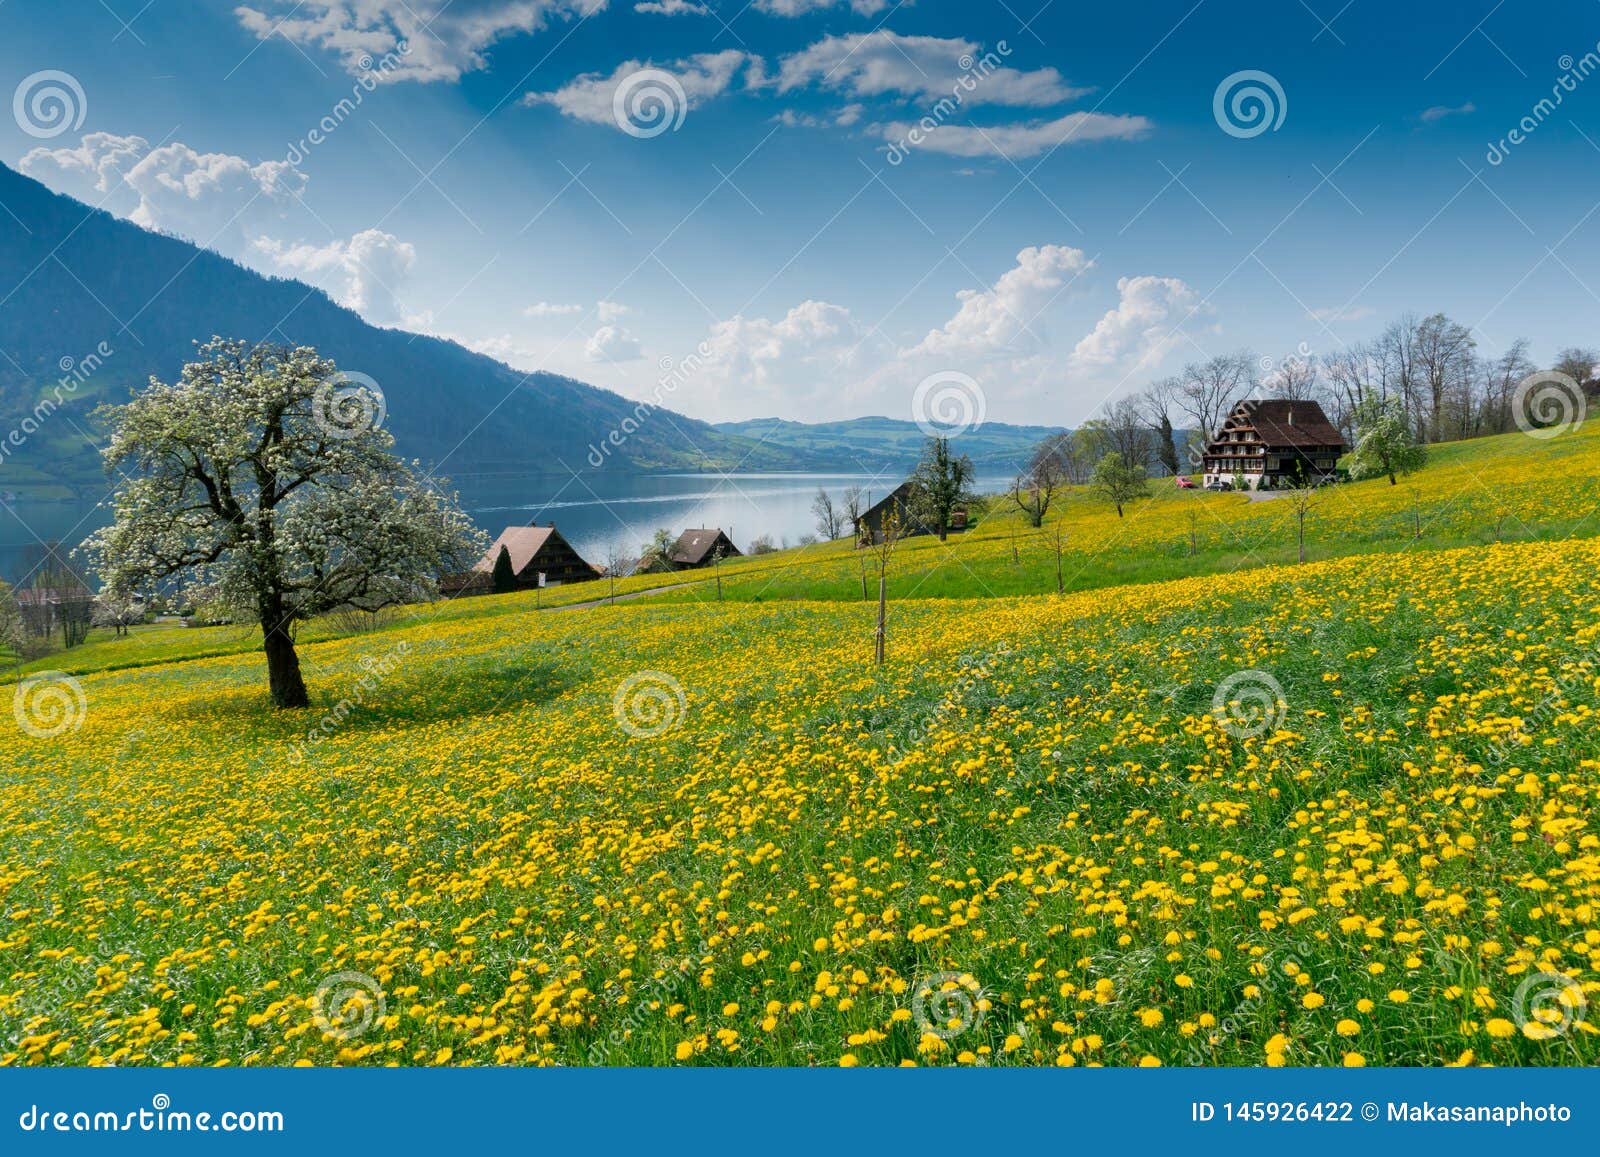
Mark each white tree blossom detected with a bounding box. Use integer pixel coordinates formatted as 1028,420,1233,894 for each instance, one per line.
80,338,485,708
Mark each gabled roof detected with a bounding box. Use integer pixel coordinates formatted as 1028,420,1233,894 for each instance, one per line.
474,525,556,575
860,481,916,522
1216,399,1345,448
669,528,733,565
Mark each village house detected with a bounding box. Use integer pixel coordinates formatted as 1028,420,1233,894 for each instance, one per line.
856,481,967,546
668,528,740,569
1200,399,1347,491
444,522,599,594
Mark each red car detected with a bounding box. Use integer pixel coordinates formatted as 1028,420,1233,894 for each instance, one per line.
1175,476,1197,489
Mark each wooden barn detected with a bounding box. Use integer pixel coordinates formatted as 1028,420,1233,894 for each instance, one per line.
856,481,966,546
668,528,740,569
444,523,599,594
1200,399,1346,491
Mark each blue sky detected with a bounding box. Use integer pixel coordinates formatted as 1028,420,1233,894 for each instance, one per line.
3,0,1598,425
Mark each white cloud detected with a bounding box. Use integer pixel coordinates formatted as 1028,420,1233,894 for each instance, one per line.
635,0,708,12
253,228,418,324
754,0,891,15
597,300,630,322
524,301,584,317
778,32,1089,107
20,132,306,249
233,0,606,84
585,324,644,361
1420,101,1475,123
526,50,755,127
1068,275,1202,378
879,110,1152,159
907,245,1091,360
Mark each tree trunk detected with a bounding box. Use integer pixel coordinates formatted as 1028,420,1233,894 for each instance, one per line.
874,575,887,665
1297,518,1306,564
1055,552,1063,595
262,617,309,709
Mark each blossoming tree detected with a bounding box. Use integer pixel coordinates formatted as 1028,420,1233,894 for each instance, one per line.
82,339,484,709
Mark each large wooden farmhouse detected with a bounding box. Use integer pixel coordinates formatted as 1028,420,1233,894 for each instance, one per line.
668,528,740,569
444,522,599,594
1200,399,1346,490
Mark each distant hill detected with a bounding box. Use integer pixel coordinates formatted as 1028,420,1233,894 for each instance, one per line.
713,415,1067,472
0,161,812,498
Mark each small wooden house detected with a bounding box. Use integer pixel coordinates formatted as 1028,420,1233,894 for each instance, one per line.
668,528,740,569
444,522,599,594
1200,399,1346,490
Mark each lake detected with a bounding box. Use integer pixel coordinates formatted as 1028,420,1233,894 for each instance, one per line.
0,470,995,585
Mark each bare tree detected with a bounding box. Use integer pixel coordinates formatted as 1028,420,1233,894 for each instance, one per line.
1552,346,1599,391
1137,378,1183,476
1414,312,1476,442
1011,435,1070,527
1263,349,1319,401
1039,522,1068,595
842,486,865,540
1286,482,1316,564
1175,352,1256,443
811,488,841,541
867,503,909,665
1483,340,1536,434
1084,396,1153,469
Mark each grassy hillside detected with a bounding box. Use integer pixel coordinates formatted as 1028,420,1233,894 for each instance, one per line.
2,420,1598,1067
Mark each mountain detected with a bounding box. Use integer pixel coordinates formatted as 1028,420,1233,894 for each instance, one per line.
713,415,1067,472
0,161,811,500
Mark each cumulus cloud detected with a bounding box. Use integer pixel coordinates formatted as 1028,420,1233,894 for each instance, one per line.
525,50,756,127
778,32,1090,107
879,110,1152,159
525,301,584,317
253,228,418,324
635,0,708,12
585,324,644,362
1068,275,1202,378
907,245,1092,360
20,132,306,249
597,300,629,322
233,0,605,84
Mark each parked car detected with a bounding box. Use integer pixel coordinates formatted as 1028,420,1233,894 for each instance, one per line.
1175,476,1196,489
1203,478,1233,492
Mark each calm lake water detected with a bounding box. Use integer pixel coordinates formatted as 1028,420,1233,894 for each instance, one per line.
0,470,995,585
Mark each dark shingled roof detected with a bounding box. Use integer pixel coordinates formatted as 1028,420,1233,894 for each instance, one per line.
670,528,733,566
1226,399,1345,448
472,526,555,575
